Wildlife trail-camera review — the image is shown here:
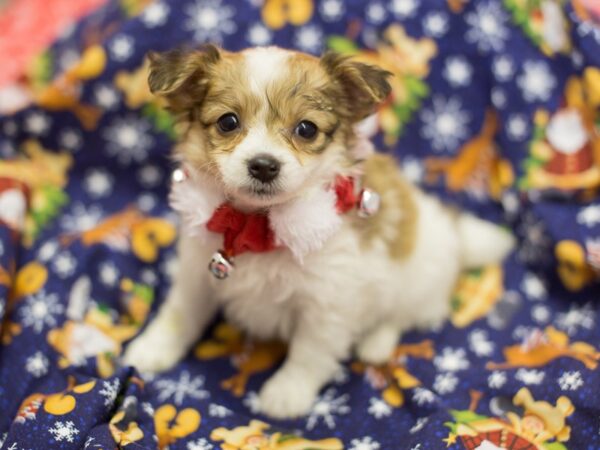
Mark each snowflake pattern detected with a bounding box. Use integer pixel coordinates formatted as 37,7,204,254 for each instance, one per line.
443,56,473,87
187,439,214,450
25,351,49,377
103,115,154,165
420,95,471,152
423,11,449,37
154,370,209,405
141,1,170,28
516,369,545,385
555,303,595,336
517,61,557,103
208,403,232,418
99,378,121,407
84,168,114,198
349,436,381,450
468,329,495,357
558,371,584,391
320,0,345,22
389,0,418,18
368,397,392,419
184,0,236,44
434,347,470,372
246,22,272,46
433,372,459,394
412,387,437,406
294,25,324,54
306,388,350,430
49,421,79,443
465,1,509,52
20,291,64,333
488,371,507,389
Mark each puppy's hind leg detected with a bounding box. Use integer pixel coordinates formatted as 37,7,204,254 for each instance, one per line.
356,323,401,365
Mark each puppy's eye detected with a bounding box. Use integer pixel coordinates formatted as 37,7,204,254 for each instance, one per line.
217,113,239,133
294,120,318,140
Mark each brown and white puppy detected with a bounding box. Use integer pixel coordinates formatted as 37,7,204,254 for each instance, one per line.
123,45,514,419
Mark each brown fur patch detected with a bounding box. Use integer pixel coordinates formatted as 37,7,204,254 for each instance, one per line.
354,154,418,260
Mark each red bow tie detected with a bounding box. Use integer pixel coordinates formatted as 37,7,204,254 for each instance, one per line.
206,176,357,258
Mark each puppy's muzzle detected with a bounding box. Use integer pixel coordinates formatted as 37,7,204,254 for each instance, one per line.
247,154,281,183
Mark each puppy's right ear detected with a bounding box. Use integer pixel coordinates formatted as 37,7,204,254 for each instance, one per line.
147,45,220,112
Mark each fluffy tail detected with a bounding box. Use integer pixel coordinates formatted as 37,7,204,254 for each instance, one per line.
457,214,515,269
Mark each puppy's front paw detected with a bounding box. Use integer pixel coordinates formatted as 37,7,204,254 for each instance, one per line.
122,322,186,374
259,370,317,419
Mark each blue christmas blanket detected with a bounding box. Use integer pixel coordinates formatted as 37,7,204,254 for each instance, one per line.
1,0,600,449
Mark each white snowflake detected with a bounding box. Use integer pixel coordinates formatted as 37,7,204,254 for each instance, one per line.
558,371,584,391
491,87,506,109
295,25,324,54
61,203,103,233
161,253,178,280
49,421,79,443
25,351,49,377
401,157,424,183
517,61,556,103
184,0,236,44
58,48,80,71
140,268,158,286
389,0,418,18
555,303,595,336
52,251,77,278
38,240,59,262
137,165,163,188
187,438,213,450
410,417,428,434
20,290,64,333
246,22,272,46
208,403,232,418
368,397,392,419
465,1,509,52
531,305,551,324
138,192,157,212
84,168,114,198
349,436,380,450
59,128,83,151
320,0,345,22
423,12,449,37
434,347,470,372
412,387,436,406
141,1,170,28
506,114,529,141
492,55,515,82
420,95,470,152
443,56,472,88
470,329,496,357
577,16,600,44
24,111,51,135
100,378,121,407
99,261,120,287
94,84,120,110
141,402,155,417
488,371,507,389
366,2,387,24
109,34,134,62
433,372,459,394
155,370,209,405
522,273,546,300
306,388,350,430
578,204,600,227
103,116,154,165
243,391,261,413
515,369,545,385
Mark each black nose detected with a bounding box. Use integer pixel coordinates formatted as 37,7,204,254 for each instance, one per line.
247,155,281,183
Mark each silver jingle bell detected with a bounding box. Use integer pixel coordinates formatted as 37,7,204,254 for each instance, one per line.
209,250,234,279
357,188,381,218
171,167,188,184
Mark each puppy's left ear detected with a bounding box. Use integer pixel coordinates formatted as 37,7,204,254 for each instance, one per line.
321,51,392,122
147,44,221,113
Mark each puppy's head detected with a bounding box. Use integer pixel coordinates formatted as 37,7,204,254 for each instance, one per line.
149,45,391,209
